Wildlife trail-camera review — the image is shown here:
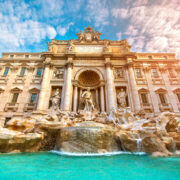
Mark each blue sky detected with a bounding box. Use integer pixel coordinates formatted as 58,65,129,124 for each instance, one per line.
0,0,180,58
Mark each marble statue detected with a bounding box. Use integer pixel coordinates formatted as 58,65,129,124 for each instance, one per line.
117,88,127,107
50,89,61,110
68,40,74,52
81,88,95,112
77,30,84,42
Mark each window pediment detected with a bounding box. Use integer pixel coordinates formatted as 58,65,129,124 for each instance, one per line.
155,88,167,93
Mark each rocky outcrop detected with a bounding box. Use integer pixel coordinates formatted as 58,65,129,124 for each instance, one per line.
0,109,179,157
0,128,43,153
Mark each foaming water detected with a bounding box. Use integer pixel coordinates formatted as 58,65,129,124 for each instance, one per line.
50,150,146,156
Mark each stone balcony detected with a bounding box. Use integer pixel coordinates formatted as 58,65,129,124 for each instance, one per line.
0,75,8,84
4,103,19,112
23,103,37,112
159,103,173,112
14,75,26,84
142,103,153,112
31,75,42,84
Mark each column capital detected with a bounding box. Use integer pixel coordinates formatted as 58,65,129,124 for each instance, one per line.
105,62,113,68
65,62,73,68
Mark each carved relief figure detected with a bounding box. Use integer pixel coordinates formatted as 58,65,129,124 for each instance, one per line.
117,88,127,107
50,89,61,110
81,88,95,112
53,68,64,79
114,68,124,79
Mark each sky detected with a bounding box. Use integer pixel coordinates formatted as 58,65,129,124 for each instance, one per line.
0,0,180,58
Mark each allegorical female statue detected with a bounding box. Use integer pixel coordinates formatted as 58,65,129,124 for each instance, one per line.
117,88,127,108
51,89,61,110
81,88,95,112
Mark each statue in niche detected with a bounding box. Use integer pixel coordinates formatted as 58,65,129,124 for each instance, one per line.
53,68,64,79
81,88,95,112
114,68,124,79
117,88,127,108
50,89,61,110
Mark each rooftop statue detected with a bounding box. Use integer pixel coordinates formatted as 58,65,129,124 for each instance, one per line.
76,26,102,42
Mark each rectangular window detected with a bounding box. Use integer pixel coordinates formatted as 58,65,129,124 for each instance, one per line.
141,93,148,104
3,67,9,76
177,93,180,103
36,68,43,76
152,69,158,77
20,67,26,76
159,93,166,104
135,68,141,78
30,93,37,104
11,93,19,103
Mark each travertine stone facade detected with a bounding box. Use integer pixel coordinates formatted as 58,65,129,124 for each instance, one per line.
0,26,180,122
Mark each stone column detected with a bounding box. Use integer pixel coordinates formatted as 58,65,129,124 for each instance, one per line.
96,88,99,106
105,61,116,111
62,62,73,111
161,69,179,112
144,68,160,113
125,67,134,111
100,86,105,112
127,63,141,112
73,86,78,112
37,59,51,111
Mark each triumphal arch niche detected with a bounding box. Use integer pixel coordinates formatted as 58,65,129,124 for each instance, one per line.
44,26,132,114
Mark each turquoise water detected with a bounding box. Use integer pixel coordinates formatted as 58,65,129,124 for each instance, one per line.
0,152,180,180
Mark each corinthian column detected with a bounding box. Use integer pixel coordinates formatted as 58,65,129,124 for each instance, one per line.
73,86,78,112
127,63,141,112
37,58,51,111
105,61,116,112
62,62,73,111
144,67,160,113
100,86,105,112
161,69,179,112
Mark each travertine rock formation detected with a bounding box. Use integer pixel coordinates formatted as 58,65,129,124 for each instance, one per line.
0,109,179,157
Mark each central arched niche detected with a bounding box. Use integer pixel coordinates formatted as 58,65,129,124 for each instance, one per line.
78,70,100,87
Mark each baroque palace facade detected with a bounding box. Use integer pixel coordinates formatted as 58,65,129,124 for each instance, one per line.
0,26,180,122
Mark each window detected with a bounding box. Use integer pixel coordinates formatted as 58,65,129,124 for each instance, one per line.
151,69,158,77
159,93,166,104
30,93,37,104
36,68,43,76
176,93,180,103
20,67,26,76
11,93,19,103
135,68,142,78
141,93,148,104
3,67,9,76
25,55,29,58
148,56,152,59
10,55,14,58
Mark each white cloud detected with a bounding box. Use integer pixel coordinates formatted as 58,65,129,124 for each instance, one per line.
112,1,180,58
116,32,122,40
0,0,57,53
57,22,74,36
112,8,129,19
85,0,109,27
